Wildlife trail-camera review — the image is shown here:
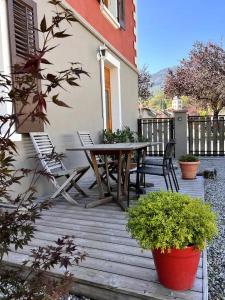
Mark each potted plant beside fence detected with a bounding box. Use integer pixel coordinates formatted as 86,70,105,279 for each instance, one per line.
179,154,200,179
127,191,217,291
103,127,139,169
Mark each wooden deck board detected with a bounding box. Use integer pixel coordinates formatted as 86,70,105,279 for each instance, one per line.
3,174,207,300
5,250,203,300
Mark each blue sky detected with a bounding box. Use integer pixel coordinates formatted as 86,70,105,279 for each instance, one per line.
138,0,225,73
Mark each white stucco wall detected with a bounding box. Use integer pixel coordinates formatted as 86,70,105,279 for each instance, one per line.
1,0,138,197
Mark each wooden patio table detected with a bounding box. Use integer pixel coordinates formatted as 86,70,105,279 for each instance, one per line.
67,142,159,210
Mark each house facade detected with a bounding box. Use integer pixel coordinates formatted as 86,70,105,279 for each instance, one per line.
0,0,138,195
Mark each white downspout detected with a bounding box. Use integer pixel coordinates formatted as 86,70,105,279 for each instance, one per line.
98,47,107,130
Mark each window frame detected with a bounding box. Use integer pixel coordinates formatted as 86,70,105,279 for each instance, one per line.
100,1,121,29
99,50,122,130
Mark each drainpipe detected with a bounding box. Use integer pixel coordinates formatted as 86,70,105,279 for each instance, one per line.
97,45,107,130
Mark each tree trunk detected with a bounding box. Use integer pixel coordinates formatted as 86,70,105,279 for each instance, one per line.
213,110,220,118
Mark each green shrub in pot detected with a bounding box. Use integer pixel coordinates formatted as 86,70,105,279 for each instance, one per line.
103,126,148,165
103,126,136,144
127,191,217,290
179,154,199,162
127,191,217,250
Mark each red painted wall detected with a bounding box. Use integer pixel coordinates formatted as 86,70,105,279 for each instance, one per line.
66,0,136,67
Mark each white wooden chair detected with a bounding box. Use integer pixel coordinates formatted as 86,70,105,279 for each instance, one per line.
30,132,89,205
77,131,117,189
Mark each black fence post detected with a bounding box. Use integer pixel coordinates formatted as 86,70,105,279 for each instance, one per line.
137,118,142,140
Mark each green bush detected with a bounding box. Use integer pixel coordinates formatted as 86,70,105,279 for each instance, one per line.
103,126,148,162
127,191,217,251
103,126,149,144
179,154,199,162
103,126,136,144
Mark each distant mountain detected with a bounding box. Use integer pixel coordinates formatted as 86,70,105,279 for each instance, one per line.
151,67,176,94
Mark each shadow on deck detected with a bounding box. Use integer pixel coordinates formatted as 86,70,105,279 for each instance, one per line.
4,173,207,300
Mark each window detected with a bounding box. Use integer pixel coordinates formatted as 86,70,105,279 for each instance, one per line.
7,0,43,133
103,0,118,20
100,0,125,30
117,0,125,29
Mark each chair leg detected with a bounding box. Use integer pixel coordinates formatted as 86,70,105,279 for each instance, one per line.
136,172,141,196
60,191,80,205
51,182,80,205
109,170,117,182
66,179,88,197
73,167,89,183
127,173,131,207
89,179,97,189
167,173,174,192
170,170,178,192
68,167,90,197
51,173,81,205
172,164,179,190
73,182,89,197
164,174,169,190
170,169,179,192
65,175,88,197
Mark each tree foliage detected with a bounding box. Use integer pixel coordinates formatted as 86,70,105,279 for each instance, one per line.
138,65,152,101
164,42,225,117
0,1,88,298
147,90,170,110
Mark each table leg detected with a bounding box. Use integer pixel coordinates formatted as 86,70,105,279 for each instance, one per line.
103,154,111,194
90,151,104,198
86,151,113,208
117,151,122,200
123,151,131,198
140,148,145,186
136,148,141,194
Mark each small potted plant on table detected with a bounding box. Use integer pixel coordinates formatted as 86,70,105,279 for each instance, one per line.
127,191,217,291
179,154,200,179
103,126,140,169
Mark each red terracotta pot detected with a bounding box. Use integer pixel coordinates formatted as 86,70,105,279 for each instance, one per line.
152,246,201,291
179,161,200,179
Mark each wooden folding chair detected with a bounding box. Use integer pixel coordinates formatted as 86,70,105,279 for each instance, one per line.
77,131,117,189
30,132,89,205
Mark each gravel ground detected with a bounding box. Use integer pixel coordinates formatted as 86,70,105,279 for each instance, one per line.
199,158,225,300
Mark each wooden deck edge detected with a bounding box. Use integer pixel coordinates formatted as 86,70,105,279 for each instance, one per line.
1,259,170,300
202,249,208,300
202,178,208,300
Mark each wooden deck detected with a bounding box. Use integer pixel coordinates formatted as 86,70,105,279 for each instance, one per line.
4,172,207,300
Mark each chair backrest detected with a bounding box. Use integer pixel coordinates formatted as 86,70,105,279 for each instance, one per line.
163,139,176,162
77,131,103,167
78,131,94,147
30,132,65,174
